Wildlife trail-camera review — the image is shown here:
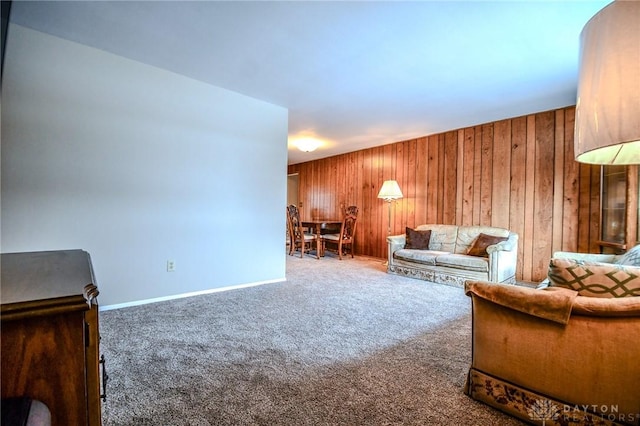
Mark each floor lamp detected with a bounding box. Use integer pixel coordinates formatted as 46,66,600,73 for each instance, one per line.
377,180,403,236
574,1,640,165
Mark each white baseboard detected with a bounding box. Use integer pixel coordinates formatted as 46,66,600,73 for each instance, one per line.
99,277,286,311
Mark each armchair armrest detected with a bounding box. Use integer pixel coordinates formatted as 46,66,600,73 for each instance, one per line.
465,280,577,324
466,280,640,320
551,251,619,263
573,295,640,317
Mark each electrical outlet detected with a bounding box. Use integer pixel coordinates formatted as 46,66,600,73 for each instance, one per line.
167,260,176,272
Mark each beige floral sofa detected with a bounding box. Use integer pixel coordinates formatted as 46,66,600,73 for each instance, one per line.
464,251,640,425
386,224,518,287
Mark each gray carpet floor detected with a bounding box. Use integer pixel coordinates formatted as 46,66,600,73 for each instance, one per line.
100,254,526,425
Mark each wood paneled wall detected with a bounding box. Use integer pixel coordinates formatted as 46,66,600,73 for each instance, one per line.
288,106,605,282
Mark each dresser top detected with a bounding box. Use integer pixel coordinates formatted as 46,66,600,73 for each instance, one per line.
1,249,97,306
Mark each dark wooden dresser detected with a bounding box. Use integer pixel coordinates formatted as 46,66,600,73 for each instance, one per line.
1,249,104,426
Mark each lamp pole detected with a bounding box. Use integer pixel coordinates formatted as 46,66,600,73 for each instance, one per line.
385,199,394,235
377,180,403,236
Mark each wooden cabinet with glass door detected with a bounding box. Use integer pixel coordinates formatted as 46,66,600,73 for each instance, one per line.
599,165,639,253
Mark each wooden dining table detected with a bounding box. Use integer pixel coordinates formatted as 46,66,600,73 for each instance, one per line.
302,219,342,257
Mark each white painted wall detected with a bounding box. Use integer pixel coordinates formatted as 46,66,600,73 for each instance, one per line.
1,25,288,307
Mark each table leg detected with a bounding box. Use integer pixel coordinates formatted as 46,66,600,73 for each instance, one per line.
316,224,322,258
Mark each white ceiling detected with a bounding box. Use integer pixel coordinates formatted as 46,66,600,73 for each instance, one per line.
8,0,611,165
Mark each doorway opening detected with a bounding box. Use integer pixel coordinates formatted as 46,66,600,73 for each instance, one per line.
287,173,299,208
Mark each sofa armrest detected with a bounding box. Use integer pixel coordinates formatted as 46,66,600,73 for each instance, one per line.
386,234,406,264
486,232,517,254
487,232,518,283
387,234,406,247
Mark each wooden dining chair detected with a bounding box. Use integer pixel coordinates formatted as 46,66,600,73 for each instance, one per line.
322,205,359,260
286,205,318,258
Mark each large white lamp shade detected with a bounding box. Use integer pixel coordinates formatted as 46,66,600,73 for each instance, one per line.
574,1,640,165
377,180,404,201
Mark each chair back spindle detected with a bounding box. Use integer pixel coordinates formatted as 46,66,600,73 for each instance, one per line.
286,205,318,258
322,205,359,260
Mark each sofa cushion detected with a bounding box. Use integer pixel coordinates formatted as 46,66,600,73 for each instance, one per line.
404,227,431,250
436,253,488,272
548,257,640,298
393,249,449,265
416,224,458,252
616,244,640,266
467,233,508,257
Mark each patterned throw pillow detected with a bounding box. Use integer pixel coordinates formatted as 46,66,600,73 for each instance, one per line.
548,257,640,298
404,227,431,250
617,244,640,266
467,233,508,257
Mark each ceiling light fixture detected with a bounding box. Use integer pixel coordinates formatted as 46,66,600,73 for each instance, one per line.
294,138,321,153
574,1,640,165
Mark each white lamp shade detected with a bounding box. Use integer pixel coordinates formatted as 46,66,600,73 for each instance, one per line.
574,1,640,165
377,180,403,201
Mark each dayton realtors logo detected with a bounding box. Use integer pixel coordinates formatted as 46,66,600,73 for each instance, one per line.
527,398,640,425
563,404,640,424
